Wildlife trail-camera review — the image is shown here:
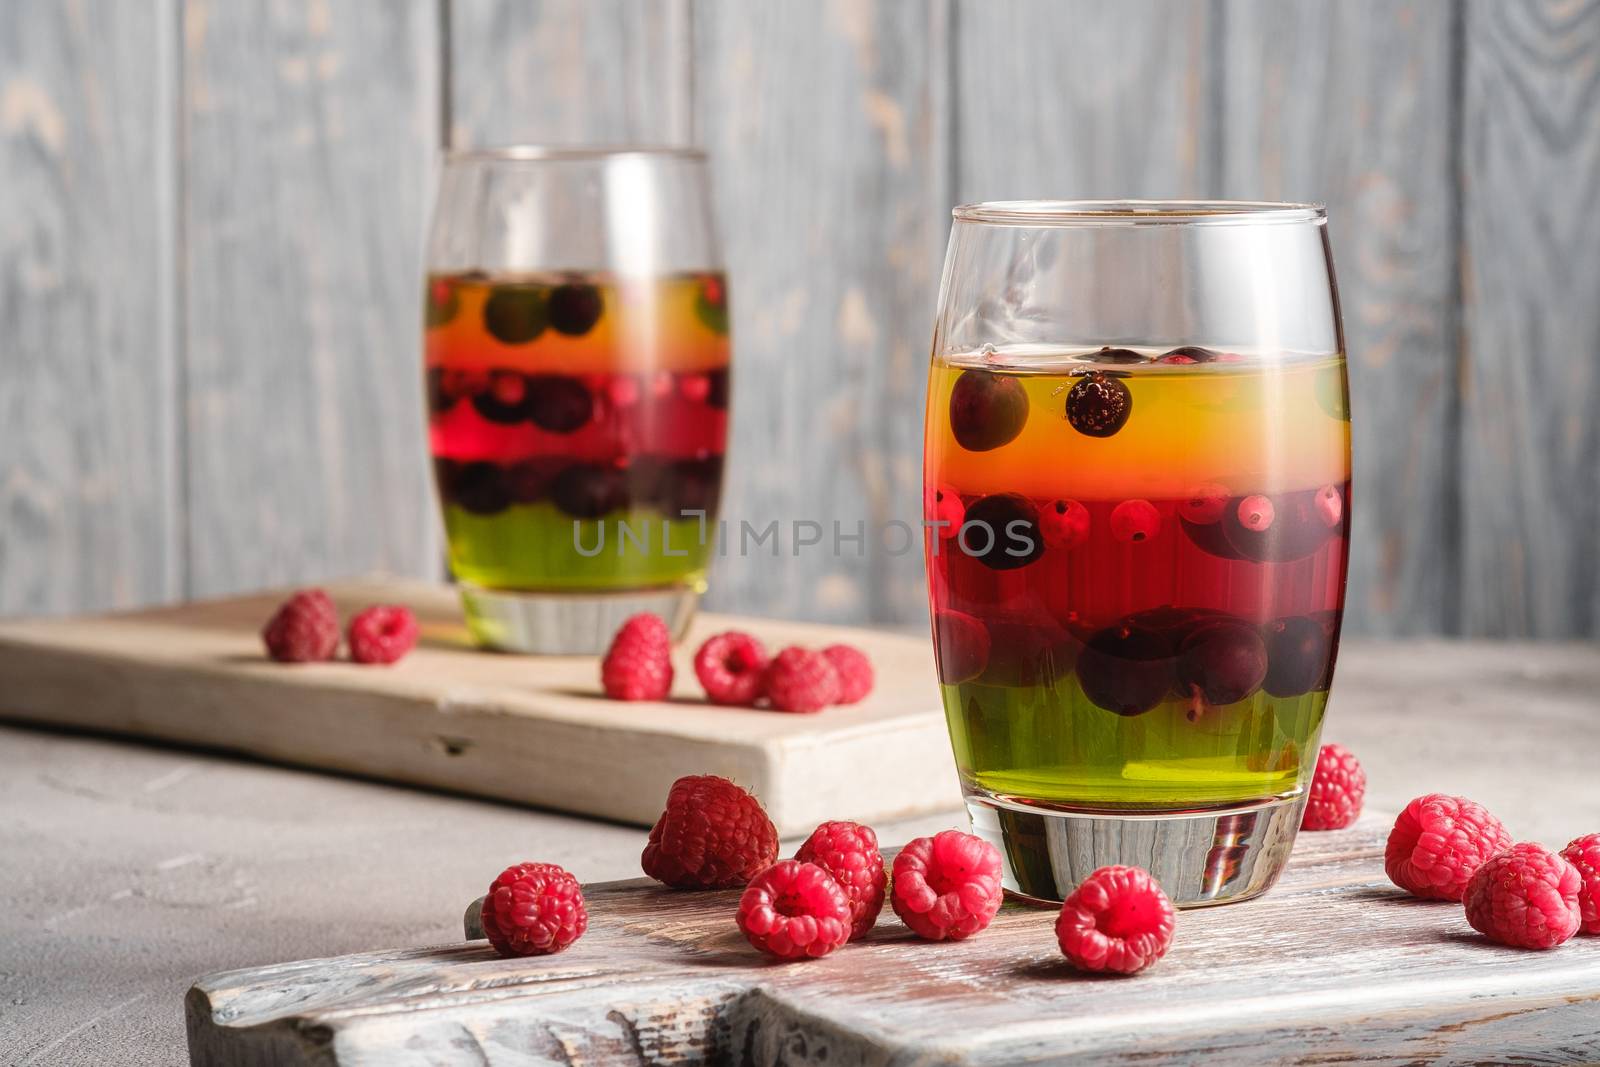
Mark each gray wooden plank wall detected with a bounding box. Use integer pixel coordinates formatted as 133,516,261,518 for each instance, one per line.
1,0,1597,637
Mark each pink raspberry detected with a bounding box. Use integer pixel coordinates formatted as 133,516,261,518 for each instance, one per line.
736,860,853,960
890,829,1003,941
1560,833,1600,935
601,613,674,701
480,862,588,958
261,588,340,663
925,484,965,538
795,820,886,940
821,645,874,704
1385,793,1512,901
640,774,778,889
1056,865,1176,974
346,604,419,665
1039,499,1091,548
1301,743,1365,831
693,631,768,705
763,647,840,713
1109,499,1160,543
1463,842,1582,950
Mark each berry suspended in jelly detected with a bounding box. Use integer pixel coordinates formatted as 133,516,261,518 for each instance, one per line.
547,283,604,336
1160,345,1220,365
1315,484,1343,528
1064,371,1132,438
472,370,532,424
1087,346,1146,365
695,275,729,335
526,375,594,433
959,494,1043,570
706,367,731,409
925,484,965,538
949,369,1029,452
934,610,991,685
552,464,628,519
1262,616,1333,697
1077,625,1175,717
483,284,548,344
1177,620,1268,707
425,278,459,329
446,461,512,516
1178,483,1229,525
1039,499,1090,548
1110,499,1161,543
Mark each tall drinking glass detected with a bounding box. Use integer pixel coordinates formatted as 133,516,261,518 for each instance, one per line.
924,202,1349,905
424,148,729,653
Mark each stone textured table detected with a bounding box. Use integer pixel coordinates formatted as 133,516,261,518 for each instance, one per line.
3,641,1598,1065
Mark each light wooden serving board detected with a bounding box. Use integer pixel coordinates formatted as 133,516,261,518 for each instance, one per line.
184,818,1600,1066
0,580,957,835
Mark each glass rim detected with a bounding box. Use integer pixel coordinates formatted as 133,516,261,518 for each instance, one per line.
444,144,707,164
951,200,1327,227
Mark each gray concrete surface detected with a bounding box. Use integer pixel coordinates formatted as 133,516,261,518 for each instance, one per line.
3,640,1598,1065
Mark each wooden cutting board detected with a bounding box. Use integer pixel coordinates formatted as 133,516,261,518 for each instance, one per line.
0,579,957,835
184,817,1600,1065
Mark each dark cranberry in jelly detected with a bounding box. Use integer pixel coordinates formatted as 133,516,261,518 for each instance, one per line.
483,284,548,344
552,464,628,519
1262,616,1332,697
959,494,1042,570
1064,371,1132,437
706,367,731,409
426,367,453,415
526,375,594,433
1076,625,1175,717
949,369,1029,451
934,610,991,685
977,616,1081,688
546,283,604,336
446,461,512,516
666,457,723,516
507,457,566,503
1177,620,1268,706
472,370,532,424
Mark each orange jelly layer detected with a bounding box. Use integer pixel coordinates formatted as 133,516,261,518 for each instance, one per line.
925,356,1350,501
425,272,730,375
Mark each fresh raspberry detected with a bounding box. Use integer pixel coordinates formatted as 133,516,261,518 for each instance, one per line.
480,862,588,958
1301,743,1366,831
890,829,1003,941
693,631,769,705
763,647,840,713
640,774,778,889
821,645,874,704
261,588,340,663
736,860,853,959
1056,865,1176,974
346,604,419,665
601,613,674,701
1385,793,1513,901
1559,833,1600,934
795,820,887,940
1463,843,1582,950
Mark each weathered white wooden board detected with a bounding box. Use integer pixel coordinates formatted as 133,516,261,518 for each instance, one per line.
185,817,1600,1065
0,579,956,836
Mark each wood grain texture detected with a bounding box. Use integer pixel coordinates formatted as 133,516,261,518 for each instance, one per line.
181,0,440,598
1221,1,1458,637
0,1,181,614
1460,0,1600,637
0,579,957,835
187,819,1600,1065
448,0,693,148
691,0,949,624
954,0,1217,201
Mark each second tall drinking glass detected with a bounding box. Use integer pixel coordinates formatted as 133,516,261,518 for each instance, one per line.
424,148,728,653
925,202,1350,905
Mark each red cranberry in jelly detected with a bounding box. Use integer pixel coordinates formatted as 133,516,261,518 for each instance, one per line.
1178,483,1229,525
1039,499,1091,548
1315,484,1343,528
1110,499,1161,543
1236,495,1275,533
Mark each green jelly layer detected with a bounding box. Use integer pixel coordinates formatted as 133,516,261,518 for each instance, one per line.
443,503,714,591
942,676,1326,810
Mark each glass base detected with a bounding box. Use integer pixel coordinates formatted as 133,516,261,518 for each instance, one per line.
966,791,1306,908
457,581,698,654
